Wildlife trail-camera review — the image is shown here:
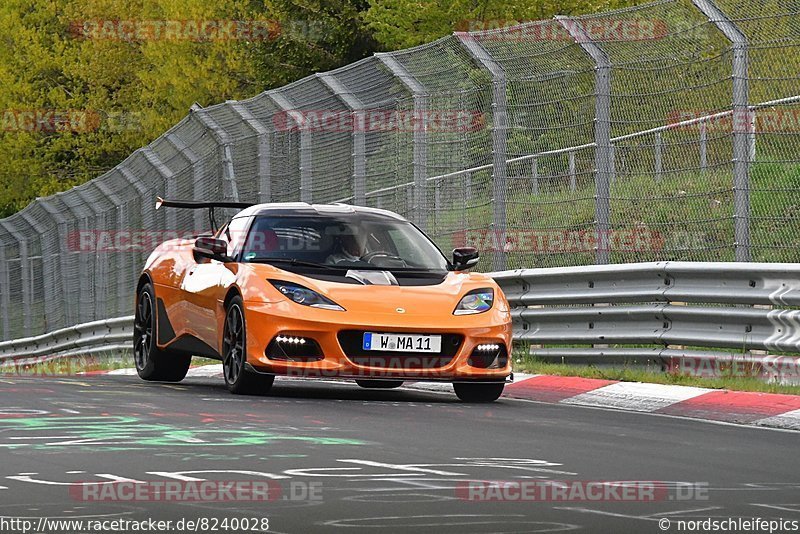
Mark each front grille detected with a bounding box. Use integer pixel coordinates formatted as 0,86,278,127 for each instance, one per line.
337,330,463,369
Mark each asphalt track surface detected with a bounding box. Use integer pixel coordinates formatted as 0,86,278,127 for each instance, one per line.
0,374,798,534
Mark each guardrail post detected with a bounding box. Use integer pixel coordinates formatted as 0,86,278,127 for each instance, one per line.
318,73,367,206
691,0,750,261
454,34,508,270
376,53,429,231
228,102,273,203
165,131,206,230
190,105,241,202
1,221,31,335
266,92,312,203
557,16,612,265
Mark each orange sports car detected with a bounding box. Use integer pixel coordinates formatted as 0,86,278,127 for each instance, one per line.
134,199,512,402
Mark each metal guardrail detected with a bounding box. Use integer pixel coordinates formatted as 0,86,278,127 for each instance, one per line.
2,261,800,367
0,316,133,362
492,261,800,365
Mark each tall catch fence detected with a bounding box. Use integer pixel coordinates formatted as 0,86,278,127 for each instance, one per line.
0,0,798,341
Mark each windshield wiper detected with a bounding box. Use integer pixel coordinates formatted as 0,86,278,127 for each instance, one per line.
251,258,340,270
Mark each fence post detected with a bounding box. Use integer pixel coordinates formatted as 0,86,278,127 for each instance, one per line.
142,148,176,230
229,102,273,203
39,199,76,327
569,151,577,191
93,180,128,317
118,165,156,282
0,244,6,339
1,220,31,334
20,211,58,332
531,158,539,195
318,73,367,206
557,16,613,265
74,188,108,323
190,105,240,202
654,132,663,181
267,92,311,203
699,121,708,171
376,53,429,231
691,0,750,261
166,131,207,230
454,34,508,270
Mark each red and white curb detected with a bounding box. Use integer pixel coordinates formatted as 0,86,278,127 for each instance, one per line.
100,366,800,431
501,373,800,431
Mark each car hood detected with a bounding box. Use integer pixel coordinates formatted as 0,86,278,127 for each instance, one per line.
240,264,502,318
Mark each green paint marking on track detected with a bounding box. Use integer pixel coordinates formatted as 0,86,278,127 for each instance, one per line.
0,416,365,451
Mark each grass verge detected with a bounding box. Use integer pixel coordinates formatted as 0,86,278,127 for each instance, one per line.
0,353,220,376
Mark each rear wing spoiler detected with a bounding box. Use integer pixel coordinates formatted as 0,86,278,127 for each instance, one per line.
155,197,254,232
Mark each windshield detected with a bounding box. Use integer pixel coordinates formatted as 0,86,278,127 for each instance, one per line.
241,214,449,271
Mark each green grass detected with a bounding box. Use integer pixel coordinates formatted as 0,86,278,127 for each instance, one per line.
0,353,221,376
513,348,800,395
0,352,135,376
431,161,800,268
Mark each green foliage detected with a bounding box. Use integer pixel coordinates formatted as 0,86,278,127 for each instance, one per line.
0,0,374,217
363,0,639,50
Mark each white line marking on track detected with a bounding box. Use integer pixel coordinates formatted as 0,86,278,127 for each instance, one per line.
752,503,800,513
649,507,723,517
554,507,658,522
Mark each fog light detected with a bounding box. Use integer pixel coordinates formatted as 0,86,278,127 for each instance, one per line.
267,335,322,361
276,336,306,344
468,343,508,369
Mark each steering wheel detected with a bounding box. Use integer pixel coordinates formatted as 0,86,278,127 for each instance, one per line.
361,251,407,267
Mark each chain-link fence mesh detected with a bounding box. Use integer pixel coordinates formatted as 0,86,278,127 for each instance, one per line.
1,0,799,340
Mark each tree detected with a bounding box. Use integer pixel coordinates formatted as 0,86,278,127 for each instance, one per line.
0,0,375,217
362,0,639,50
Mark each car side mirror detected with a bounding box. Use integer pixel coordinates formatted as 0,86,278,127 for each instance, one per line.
451,247,480,271
194,236,231,262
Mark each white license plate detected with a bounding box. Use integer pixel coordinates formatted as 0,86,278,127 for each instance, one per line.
362,333,442,353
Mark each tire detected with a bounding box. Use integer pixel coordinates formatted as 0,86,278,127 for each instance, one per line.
222,295,274,395
133,283,191,382
356,379,404,389
453,382,505,403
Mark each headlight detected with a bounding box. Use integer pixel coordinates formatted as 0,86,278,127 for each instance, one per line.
269,280,345,311
454,288,494,315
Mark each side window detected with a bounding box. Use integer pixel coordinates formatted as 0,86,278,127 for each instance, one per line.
225,216,251,257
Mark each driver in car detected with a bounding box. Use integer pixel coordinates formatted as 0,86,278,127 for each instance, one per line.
326,232,367,265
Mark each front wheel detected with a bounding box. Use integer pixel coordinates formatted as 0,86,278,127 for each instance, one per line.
453,382,504,403
222,296,274,395
133,283,191,382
